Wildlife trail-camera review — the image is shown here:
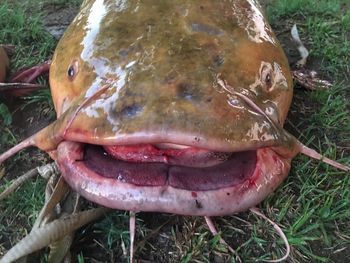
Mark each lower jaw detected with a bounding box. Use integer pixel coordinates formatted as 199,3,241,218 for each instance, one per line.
56,141,291,216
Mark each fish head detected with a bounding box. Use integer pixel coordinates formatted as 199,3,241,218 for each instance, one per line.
48,0,296,216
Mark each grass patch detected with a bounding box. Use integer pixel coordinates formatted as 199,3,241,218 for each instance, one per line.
0,2,55,70
264,0,350,262
267,0,350,76
0,0,55,257
49,0,82,7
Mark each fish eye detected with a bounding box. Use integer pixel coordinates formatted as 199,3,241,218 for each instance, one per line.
261,64,274,92
67,66,75,78
67,60,79,81
265,73,272,89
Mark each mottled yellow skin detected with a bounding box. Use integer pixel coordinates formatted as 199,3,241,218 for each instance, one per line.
49,0,293,151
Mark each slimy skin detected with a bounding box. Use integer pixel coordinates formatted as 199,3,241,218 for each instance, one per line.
50,0,293,145
48,0,298,216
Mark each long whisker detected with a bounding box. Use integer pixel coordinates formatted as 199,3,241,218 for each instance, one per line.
298,143,350,172
250,207,290,263
129,211,136,263
217,76,350,172
204,216,242,262
0,84,113,166
63,83,112,136
217,77,282,134
0,137,35,165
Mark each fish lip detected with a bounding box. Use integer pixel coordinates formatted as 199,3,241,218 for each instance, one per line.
63,127,282,153
56,141,291,216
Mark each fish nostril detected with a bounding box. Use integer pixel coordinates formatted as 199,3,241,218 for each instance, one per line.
265,73,272,89
260,63,274,92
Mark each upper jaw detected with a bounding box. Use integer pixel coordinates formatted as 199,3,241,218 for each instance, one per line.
56,140,291,216
63,127,284,153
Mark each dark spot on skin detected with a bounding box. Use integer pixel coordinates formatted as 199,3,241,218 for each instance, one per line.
213,55,224,67
118,49,128,57
206,97,212,103
118,43,142,59
195,200,203,209
176,83,199,101
200,6,204,10
226,192,230,196
192,192,198,198
120,104,143,119
164,71,178,84
124,89,141,97
191,23,223,36
194,137,200,142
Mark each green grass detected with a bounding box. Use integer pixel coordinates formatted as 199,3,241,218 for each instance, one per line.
1,0,350,262
0,0,56,147
267,0,350,76
0,0,55,257
0,2,55,70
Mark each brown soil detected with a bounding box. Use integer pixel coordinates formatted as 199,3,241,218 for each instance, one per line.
43,3,79,39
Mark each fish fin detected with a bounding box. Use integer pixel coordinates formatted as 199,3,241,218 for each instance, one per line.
0,82,46,96
10,61,51,83
0,61,51,96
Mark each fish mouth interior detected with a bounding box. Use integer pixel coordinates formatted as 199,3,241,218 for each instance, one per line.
82,143,257,191
57,140,289,215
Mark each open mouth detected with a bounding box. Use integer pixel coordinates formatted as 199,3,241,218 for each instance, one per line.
57,141,290,216
85,144,256,191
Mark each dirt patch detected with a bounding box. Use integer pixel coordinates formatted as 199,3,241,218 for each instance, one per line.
43,4,79,39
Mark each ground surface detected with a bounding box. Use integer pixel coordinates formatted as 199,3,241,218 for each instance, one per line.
0,0,349,262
